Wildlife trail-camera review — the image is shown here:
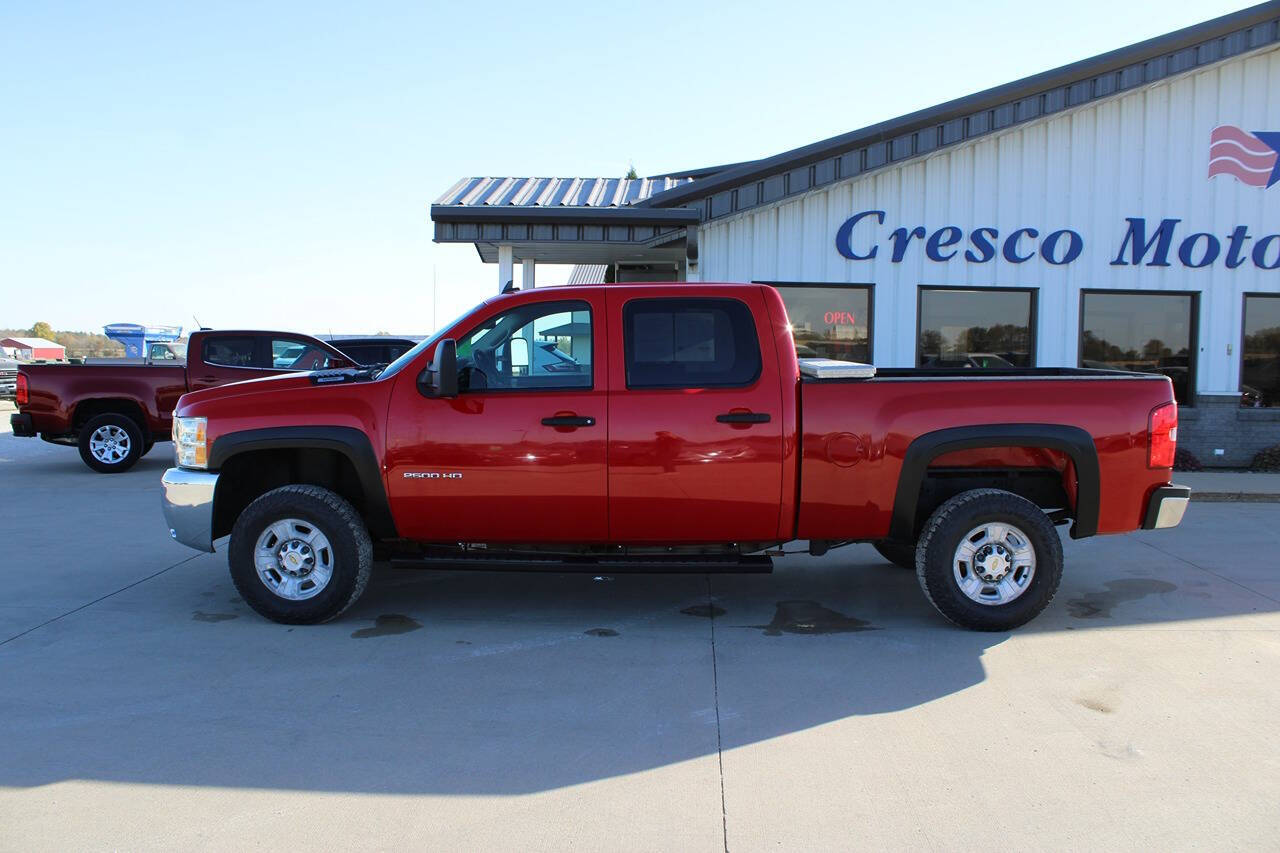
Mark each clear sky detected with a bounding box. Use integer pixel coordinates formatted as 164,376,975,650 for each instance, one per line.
0,0,1256,336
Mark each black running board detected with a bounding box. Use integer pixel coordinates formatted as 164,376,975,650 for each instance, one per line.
390,552,774,574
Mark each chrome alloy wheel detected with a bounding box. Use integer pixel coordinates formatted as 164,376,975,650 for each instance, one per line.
952,522,1036,606
88,424,132,464
254,518,334,601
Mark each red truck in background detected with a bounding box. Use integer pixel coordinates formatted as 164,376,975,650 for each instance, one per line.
11,330,354,472
160,283,1189,632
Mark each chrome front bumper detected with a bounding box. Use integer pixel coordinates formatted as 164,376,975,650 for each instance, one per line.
161,467,219,552
1142,484,1191,530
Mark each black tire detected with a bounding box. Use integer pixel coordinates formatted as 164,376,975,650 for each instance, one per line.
229,485,373,625
916,488,1063,632
872,540,916,570
77,413,144,473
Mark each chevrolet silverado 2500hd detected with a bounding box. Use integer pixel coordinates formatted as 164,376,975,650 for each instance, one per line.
160,284,1189,631
11,330,354,472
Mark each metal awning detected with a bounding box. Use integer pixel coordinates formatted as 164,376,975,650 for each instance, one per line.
435,176,694,209
431,175,702,265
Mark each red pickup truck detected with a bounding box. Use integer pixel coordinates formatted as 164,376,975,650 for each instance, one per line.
11,329,354,472
160,284,1189,631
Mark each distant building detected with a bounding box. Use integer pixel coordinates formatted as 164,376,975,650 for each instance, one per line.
0,337,66,360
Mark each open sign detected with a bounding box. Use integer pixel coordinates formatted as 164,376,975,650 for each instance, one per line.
823,310,858,325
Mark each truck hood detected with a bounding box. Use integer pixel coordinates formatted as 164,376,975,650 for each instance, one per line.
177,368,381,408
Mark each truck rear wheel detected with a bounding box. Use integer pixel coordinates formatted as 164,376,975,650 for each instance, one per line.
229,485,373,625
872,540,916,570
915,489,1062,631
78,413,144,473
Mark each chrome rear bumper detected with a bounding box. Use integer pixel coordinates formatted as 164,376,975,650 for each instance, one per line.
161,467,219,552
1142,484,1191,530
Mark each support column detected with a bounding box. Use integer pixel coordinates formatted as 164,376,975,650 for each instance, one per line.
498,244,513,294
684,225,700,282
522,258,536,289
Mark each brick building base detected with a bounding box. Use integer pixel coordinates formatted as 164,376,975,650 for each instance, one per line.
1178,393,1280,468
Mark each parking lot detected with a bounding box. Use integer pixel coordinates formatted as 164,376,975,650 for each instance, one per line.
2,402,1278,851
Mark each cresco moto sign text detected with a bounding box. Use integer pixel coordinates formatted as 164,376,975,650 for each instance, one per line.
835,210,1280,269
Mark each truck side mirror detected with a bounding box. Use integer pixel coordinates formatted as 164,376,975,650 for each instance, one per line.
417,339,458,398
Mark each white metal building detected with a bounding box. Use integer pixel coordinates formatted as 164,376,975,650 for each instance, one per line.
432,3,1280,466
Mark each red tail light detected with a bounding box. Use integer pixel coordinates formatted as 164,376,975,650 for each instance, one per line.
15,373,28,406
1148,401,1177,468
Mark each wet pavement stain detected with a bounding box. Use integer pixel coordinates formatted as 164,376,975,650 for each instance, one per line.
1076,697,1114,714
681,604,727,618
192,611,238,623
455,640,472,645
1066,579,1178,619
350,614,423,639
752,600,878,636
584,628,618,637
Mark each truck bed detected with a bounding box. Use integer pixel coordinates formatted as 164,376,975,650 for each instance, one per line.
796,369,1173,542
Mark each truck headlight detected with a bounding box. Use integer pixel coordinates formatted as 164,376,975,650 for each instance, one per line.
173,417,208,469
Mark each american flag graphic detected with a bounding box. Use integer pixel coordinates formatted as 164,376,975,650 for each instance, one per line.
1208,125,1280,188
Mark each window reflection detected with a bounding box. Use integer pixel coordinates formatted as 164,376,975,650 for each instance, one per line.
770,284,872,363
918,288,1034,368
1242,295,1280,408
1079,291,1195,404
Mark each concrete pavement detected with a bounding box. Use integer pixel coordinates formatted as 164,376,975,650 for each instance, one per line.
1,409,1279,850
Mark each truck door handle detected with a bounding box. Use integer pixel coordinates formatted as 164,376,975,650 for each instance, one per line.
541,415,595,427
716,412,771,424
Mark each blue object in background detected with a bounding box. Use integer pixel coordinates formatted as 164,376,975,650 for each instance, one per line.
103,323,183,359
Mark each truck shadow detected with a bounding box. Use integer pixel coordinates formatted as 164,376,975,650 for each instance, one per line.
0,501,1275,796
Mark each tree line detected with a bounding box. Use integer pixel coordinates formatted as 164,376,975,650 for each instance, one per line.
1,323,125,358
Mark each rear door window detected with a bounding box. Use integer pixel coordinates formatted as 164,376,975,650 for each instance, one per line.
270,338,336,371
623,298,762,389
202,336,257,368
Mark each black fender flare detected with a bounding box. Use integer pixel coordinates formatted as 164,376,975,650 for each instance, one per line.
889,424,1100,541
209,426,397,539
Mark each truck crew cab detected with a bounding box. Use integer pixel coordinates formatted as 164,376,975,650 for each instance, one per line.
161,284,1189,631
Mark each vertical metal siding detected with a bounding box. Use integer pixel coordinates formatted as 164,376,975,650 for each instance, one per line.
697,44,1280,393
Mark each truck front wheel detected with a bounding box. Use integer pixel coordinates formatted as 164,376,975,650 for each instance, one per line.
229,485,373,624
915,489,1063,631
78,413,144,473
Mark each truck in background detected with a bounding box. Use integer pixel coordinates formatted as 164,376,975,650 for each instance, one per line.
11,329,355,472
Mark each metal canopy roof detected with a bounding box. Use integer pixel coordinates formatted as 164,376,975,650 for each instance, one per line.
435,176,693,210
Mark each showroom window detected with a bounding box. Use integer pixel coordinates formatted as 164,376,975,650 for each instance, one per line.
917,286,1036,368
757,283,873,363
1079,290,1198,404
1242,294,1280,408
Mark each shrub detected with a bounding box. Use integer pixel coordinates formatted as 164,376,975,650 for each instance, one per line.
1173,448,1202,472
1250,443,1280,472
